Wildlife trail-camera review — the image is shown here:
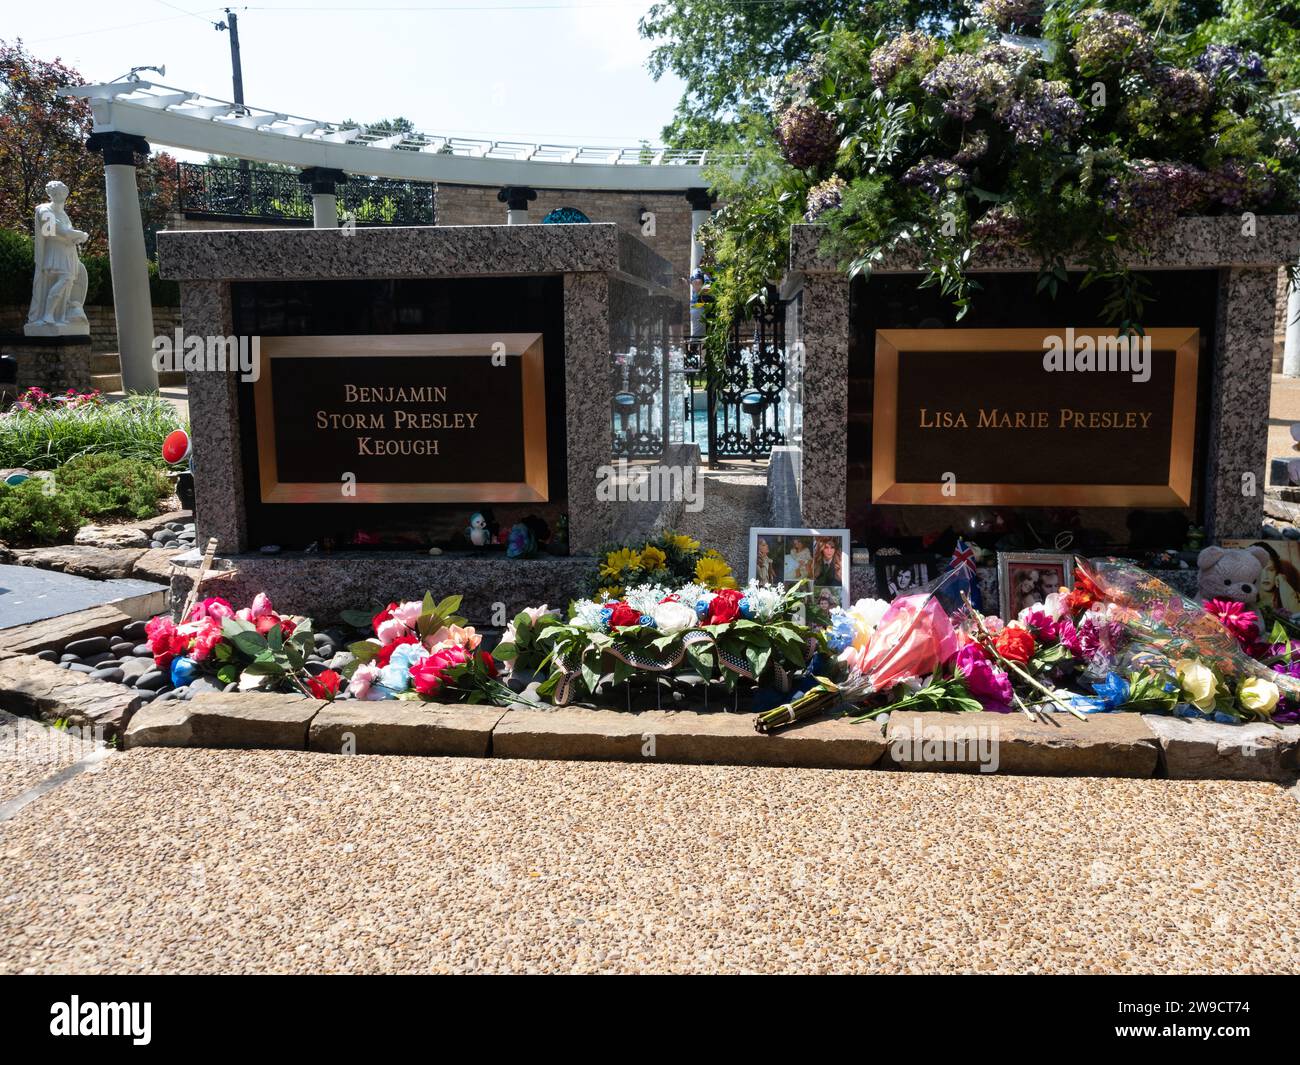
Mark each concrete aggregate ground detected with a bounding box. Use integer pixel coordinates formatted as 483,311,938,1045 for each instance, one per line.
2,747,1298,974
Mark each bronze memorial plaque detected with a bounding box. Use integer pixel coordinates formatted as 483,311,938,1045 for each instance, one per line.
871,327,1199,507
253,332,548,504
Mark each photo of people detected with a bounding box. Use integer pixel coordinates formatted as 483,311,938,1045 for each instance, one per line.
748,527,851,609
997,553,1075,619
1224,540,1300,614
873,554,934,600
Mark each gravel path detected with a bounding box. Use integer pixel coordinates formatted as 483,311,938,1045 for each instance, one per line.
2,749,1298,973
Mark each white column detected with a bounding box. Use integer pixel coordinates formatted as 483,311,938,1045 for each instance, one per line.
498,186,536,225
690,209,710,273
312,192,338,229
90,133,158,393
1285,263,1300,377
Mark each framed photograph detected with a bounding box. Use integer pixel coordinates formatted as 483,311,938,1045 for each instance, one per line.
998,552,1075,619
873,552,936,601
748,527,851,609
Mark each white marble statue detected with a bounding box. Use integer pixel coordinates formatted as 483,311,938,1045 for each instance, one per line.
25,180,90,337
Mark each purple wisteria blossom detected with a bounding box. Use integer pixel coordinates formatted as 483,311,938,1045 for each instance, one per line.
1104,159,1208,229
1155,67,1212,115
774,104,839,169
902,157,968,198
1001,79,1084,145
921,50,1015,121
1195,44,1266,83
869,31,938,87
1072,11,1153,74
804,175,846,221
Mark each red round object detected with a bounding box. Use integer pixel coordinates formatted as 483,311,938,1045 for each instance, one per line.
162,428,191,464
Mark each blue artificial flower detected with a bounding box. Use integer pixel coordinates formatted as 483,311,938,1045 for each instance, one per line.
170,656,199,688
599,606,614,630
1174,703,1210,719
377,642,427,694
826,615,856,654
1212,711,1238,725
694,598,711,619
1089,672,1131,711
738,597,753,619
638,615,656,628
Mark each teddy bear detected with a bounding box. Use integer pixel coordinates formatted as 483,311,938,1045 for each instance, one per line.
1196,544,1271,605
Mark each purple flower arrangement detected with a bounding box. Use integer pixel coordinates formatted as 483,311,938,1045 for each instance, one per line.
1072,10,1153,74
774,104,839,169
1002,79,1084,146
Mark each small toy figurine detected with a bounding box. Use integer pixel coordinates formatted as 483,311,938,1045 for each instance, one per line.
506,522,537,559
466,511,493,547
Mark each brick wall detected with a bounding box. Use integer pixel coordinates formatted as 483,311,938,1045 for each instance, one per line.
0,305,182,355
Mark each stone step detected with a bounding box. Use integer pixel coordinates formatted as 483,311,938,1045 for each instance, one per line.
91,371,185,392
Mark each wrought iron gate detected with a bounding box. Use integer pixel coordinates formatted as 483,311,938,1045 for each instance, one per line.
707,299,788,461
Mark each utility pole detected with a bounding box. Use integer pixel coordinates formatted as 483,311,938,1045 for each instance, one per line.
215,9,247,171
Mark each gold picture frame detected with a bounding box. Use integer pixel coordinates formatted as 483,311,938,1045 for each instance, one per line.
871,327,1200,507
254,332,549,504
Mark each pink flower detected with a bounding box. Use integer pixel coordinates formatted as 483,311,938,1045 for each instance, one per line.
1204,598,1261,650
188,619,224,662
1018,604,1058,642
962,658,1014,710
349,662,386,700
424,623,481,652
376,616,409,645
235,592,274,622
391,600,424,629
188,596,234,623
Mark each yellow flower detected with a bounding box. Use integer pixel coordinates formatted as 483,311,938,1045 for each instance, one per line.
599,547,640,579
695,555,736,590
664,532,700,554
597,585,623,601
1175,659,1217,711
638,545,667,571
1238,676,1279,717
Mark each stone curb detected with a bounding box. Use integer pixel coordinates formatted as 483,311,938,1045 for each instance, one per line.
6,608,1298,781
124,693,319,750
0,654,142,739
308,703,505,757
492,708,888,769
1142,714,1300,782
0,605,136,656
885,711,1160,778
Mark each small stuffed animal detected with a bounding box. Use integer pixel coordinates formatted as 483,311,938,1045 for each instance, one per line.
466,512,492,547
1196,544,1271,605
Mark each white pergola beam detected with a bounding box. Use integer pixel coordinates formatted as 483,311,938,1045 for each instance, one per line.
63,82,720,192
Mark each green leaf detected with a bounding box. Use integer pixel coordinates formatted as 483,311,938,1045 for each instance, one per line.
340,609,374,631
242,660,284,677
349,640,379,664
494,641,518,661
216,663,239,685
230,630,268,658
435,594,463,617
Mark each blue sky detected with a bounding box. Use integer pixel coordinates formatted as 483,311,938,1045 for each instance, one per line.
10,1,687,154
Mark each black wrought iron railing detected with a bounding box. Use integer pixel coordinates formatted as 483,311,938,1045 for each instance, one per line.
707,301,788,462
176,162,436,225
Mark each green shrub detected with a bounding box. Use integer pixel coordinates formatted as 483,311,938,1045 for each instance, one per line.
0,226,179,308
0,394,183,470
0,228,34,306
0,480,82,545
56,453,172,520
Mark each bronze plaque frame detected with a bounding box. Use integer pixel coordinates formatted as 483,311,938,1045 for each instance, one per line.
254,332,549,504
871,327,1200,507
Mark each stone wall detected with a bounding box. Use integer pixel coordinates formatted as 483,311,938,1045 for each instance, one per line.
0,305,182,356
